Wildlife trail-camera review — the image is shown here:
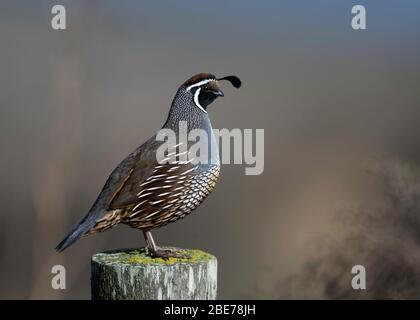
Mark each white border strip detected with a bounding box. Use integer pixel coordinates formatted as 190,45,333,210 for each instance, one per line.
193,87,207,113
186,79,213,91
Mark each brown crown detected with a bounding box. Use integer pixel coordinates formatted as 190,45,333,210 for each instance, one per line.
183,73,216,87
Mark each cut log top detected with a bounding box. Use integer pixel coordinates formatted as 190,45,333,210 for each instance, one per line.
91,247,217,300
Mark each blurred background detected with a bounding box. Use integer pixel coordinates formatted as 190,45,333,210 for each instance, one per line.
1,0,420,299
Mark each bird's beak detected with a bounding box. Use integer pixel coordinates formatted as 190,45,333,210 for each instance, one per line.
207,81,224,97
213,90,224,97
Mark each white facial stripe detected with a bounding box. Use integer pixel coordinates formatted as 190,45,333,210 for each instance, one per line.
193,87,207,113
186,79,213,91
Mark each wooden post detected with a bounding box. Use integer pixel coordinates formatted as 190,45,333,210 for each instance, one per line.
91,247,217,300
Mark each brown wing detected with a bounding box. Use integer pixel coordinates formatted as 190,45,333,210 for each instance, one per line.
117,162,200,228
80,137,161,234
108,147,197,211
107,149,158,209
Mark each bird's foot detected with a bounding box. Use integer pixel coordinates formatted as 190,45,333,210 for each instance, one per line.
147,246,191,260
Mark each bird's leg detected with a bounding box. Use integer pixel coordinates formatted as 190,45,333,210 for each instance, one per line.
142,230,190,260
143,230,157,254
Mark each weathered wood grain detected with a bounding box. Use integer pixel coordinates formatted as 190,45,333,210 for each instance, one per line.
91,247,217,300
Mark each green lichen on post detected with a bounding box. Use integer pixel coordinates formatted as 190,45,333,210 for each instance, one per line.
95,247,213,265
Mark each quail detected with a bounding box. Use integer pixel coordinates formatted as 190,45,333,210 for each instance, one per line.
56,73,241,258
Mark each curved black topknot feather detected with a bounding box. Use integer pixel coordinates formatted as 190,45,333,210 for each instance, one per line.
217,75,241,88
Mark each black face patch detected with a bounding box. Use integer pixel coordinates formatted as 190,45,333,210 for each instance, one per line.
198,89,219,109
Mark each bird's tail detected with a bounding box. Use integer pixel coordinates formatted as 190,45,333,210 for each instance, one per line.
55,209,104,252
